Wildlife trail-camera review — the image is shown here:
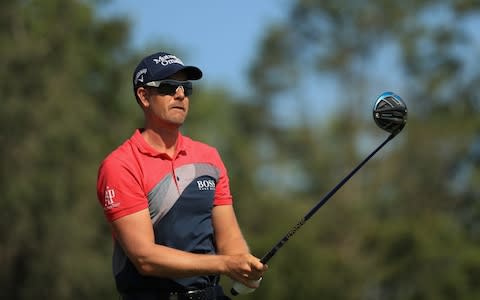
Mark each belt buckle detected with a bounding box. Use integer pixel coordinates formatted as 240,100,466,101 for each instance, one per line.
185,288,207,300
168,292,179,300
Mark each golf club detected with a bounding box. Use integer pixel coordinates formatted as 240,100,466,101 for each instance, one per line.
231,91,408,296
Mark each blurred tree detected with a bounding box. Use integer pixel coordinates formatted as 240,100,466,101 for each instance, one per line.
0,0,136,299
2,0,480,299
241,0,480,299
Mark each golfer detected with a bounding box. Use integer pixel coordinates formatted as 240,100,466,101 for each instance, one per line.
96,51,267,300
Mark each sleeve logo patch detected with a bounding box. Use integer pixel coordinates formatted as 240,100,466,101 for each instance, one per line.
104,186,120,210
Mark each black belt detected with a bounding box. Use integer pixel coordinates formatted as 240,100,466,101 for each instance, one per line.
121,285,227,300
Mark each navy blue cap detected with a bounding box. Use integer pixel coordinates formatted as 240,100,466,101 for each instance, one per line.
132,51,202,91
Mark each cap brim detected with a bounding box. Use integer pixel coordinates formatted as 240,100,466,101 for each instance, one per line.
147,64,203,83
179,66,202,80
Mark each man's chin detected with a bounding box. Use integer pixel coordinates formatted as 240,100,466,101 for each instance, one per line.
166,119,185,128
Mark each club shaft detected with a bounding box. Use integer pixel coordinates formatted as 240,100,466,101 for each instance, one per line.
260,134,395,264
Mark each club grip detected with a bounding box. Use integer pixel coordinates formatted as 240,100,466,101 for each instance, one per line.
230,278,262,296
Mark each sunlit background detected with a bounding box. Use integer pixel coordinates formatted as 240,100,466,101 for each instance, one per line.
1,1,480,299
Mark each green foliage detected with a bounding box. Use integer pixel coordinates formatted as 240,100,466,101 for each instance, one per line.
241,0,480,299
1,0,480,299
0,0,135,299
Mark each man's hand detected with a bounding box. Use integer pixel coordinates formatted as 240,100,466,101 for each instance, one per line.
222,253,267,288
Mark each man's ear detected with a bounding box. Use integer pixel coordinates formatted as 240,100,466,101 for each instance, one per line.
136,87,150,109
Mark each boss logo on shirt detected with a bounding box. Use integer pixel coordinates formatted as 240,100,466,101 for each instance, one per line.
197,179,216,191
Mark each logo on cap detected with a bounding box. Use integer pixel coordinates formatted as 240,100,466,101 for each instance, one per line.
134,68,147,85
153,54,184,66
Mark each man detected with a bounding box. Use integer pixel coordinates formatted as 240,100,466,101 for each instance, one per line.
96,51,266,300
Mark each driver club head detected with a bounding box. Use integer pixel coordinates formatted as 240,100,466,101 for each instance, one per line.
373,92,408,136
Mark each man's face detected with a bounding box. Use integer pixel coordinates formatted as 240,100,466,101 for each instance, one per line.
139,72,190,129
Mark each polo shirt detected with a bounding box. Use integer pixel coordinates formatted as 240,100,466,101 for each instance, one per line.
96,129,233,292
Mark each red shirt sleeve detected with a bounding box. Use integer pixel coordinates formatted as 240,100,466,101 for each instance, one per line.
96,157,148,222
212,149,233,206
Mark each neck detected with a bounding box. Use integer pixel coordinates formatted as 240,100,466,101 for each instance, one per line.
141,126,179,157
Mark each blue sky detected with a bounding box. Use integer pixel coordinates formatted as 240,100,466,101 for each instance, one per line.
99,0,288,95
101,1,480,124
98,0,344,122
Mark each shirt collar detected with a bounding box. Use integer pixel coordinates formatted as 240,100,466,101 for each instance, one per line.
131,129,187,158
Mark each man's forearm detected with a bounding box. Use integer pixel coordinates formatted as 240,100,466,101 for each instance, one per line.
216,235,250,255
133,243,228,278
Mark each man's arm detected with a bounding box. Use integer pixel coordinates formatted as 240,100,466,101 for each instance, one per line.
212,205,250,255
212,205,266,284
111,207,266,287
111,208,224,278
